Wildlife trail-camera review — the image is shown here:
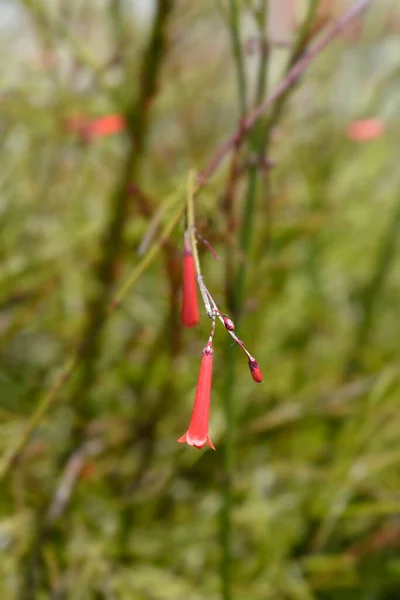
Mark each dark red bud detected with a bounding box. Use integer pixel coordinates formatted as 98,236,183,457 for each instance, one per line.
222,315,235,331
248,358,262,383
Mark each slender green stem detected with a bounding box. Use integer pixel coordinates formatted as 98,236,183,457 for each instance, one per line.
228,0,247,116
234,0,321,315
221,342,235,600
221,8,269,593
221,3,251,599
344,199,400,377
69,0,174,423
110,0,127,71
254,1,269,104
200,0,372,187
186,170,259,363
233,0,269,317
186,170,213,315
186,171,201,277
264,0,319,148
21,0,114,98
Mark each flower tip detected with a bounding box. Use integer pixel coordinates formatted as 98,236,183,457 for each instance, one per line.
177,432,215,450
181,314,200,328
248,358,262,383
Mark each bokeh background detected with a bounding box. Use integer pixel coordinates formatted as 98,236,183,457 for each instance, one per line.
1,1,400,598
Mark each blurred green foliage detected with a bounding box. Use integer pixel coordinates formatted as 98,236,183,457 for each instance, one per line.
1,1,400,598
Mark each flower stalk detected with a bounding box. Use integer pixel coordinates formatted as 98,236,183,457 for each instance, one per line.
184,170,262,383
179,170,263,452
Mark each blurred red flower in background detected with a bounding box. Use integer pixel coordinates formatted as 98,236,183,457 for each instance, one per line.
65,114,126,143
346,118,385,142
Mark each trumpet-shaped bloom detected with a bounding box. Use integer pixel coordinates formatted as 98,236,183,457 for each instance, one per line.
178,343,215,449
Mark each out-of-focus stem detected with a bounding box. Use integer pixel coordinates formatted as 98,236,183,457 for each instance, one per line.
229,0,247,117
235,0,321,316
233,0,269,315
0,193,184,484
233,0,273,298
70,0,174,418
220,2,319,594
344,200,400,377
263,0,319,149
22,0,111,95
221,2,250,599
221,340,235,600
199,0,372,186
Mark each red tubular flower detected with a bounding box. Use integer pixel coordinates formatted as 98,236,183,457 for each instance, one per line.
178,343,215,449
248,357,262,383
181,244,200,328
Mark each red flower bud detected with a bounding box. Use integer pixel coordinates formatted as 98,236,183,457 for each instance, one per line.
178,343,215,449
248,357,262,383
222,315,235,331
181,246,200,328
